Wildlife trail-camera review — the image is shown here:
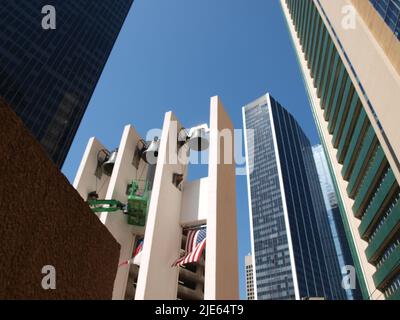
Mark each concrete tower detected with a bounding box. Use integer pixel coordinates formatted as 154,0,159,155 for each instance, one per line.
73,96,239,300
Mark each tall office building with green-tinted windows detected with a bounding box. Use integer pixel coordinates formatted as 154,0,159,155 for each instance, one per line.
281,0,400,300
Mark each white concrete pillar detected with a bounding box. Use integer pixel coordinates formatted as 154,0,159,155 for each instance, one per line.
73,125,148,300
135,112,186,299
205,96,239,300
73,137,110,201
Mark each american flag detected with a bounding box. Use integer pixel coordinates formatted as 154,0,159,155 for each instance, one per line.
118,239,143,267
173,227,206,267
134,240,143,256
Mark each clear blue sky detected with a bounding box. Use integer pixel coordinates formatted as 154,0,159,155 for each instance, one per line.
62,0,320,299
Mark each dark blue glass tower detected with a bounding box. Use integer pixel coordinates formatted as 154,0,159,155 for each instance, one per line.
243,93,347,300
0,0,134,167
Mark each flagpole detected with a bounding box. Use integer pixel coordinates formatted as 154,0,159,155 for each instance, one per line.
183,224,206,232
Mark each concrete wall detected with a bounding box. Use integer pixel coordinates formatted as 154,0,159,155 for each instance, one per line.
180,178,209,226
0,98,120,299
135,96,239,300
317,0,400,298
351,0,400,75
205,96,239,300
104,125,148,299
135,112,185,299
73,125,148,300
73,137,110,206
318,0,400,184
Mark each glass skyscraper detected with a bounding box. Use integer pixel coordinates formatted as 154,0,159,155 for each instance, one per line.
313,145,363,300
281,0,400,300
0,1,134,167
243,93,346,300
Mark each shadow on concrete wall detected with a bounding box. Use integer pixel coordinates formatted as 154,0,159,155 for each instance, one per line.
0,97,120,299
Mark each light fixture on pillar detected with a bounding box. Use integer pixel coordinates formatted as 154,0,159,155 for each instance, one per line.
87,191,99,201
187,125,209,151
133,137,160,167
133,139,147,169
95,149,109,178
177,128,189,150
172,173,184,190
142,137,160,164
102,148,118,176
178,124,210,152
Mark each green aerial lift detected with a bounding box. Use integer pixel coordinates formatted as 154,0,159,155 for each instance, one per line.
87,180,150,227
126,180,149,226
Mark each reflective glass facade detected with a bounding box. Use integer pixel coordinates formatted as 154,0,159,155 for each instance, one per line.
284,0,400,300
243,94,346,300
369,0,400,39
0,1,134,167
313,145,364,300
